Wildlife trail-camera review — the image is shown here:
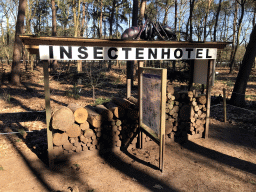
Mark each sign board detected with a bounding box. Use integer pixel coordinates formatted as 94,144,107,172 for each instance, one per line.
139,67,167,172
39,45,217,61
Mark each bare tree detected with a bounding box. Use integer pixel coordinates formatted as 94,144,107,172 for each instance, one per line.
213,0,222,42
230,0,246,73
188,0,195,41
203,0,213,41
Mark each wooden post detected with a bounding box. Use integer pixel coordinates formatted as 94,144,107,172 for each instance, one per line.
223,88,227,123
43,61,54,168
204,59,213,139
188,60,195,91
160,68,167,172
77,60,82,73
138,61,144,149
127,79,131,98
30,55,34,71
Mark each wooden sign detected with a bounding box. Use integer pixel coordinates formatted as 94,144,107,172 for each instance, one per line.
139,67,167,172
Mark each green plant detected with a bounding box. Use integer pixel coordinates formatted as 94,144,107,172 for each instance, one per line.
249,180,256,185
94,97,111,105
15,139,22,142
245,95,256,100
224,80,234,87
0,165,4,171
73,163,80,168
18,129,26,137
113,78,122,85
0,91,11,103
72,163,81,171
65,84,81,99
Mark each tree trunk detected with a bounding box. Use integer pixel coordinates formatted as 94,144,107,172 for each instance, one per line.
80,0,86,37
253,1,256,68
126,0,139,87
213,0,222,42
230,0,245,73
229,0,237,73
139,0,146,25
230,24,256,107
203,0,213,41
163,0,170,25
189,0,195,41
51,0,58,71
51,0,57,36
109,0,116,39
99,0,103,39
11,0,26,85
174,0,177,31
6,17,10,45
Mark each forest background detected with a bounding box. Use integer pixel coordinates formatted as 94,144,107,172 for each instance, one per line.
0,0,256,106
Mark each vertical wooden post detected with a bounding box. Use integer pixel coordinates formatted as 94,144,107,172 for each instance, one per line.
188,60,195,91
30,55,34,71
137,61,144,149
159,68,167,172
126,60,134,96
204,59,213,139
77,60,82,73
43,61,54,168
126,79,131,98
223,88,227,123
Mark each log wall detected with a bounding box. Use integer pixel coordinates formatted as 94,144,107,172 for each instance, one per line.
51,85,207,160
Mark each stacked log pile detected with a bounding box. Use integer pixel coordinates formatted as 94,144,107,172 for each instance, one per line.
51,98,140,159
51,104,97,159
165,83,179,141
165,83,207,142
50,85,207,160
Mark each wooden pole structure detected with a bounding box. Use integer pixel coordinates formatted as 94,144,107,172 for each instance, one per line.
160,68,167,172
204,59,213,139
43,60,54,168
188,60,195,91
223,88,227,123
126,79,131,98
137,61,144,149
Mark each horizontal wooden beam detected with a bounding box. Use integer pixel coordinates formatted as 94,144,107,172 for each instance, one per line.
20,35,231,55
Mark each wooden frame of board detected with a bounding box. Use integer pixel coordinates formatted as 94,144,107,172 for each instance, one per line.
138,67,167,172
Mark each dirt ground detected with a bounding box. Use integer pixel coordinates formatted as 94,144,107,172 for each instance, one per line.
1,63,256,192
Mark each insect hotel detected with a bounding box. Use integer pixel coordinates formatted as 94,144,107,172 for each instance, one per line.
20,35,229,170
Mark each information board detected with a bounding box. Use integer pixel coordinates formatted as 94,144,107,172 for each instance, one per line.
139,67,167,172
142,72,162,135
